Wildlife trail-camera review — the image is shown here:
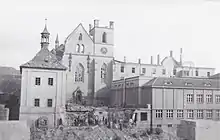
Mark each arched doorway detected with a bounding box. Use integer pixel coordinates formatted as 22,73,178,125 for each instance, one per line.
76,90,82,104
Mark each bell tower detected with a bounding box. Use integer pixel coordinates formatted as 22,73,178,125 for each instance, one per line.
89,20,114,57
41,19,50,49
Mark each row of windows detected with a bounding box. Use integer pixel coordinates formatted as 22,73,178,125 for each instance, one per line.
34,98,53,107
184,70,210,77
120,66,211,77
74,63,107,83
187,94,220,104
155,109,220,119
120,66,165,75
35,77,53,86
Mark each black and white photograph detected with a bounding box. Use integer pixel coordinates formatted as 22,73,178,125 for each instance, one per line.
0,0,220,139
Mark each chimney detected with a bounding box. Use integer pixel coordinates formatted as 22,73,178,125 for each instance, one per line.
170,50,173,57
138,58,141,64
124,56,126,63
157,54,160,65
89,24,92,31
180,48,183,65
94,19,99,27
109,21,114,29
151,56,153,64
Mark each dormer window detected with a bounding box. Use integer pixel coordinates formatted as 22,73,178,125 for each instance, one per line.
164,81,172,85
79,33,82,41
204,82,211,87
185,82,193,86
102,32,107,43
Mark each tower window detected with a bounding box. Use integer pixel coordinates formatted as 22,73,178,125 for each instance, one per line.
35,77,41,85
76,44,80,53
81,44,85,53
102,32,107,43
121,66,124,73
48,78,53,86
101,63,107,83
79,33,82,41
132,67,135,73
47,99,53,107
34,99,40,107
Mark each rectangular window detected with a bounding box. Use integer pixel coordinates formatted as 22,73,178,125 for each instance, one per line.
177,110,184,118
47,99,53,107
156,110,163,118
168,124,172,128
216,110,220,120
162,69,166,75
152,68,156,74
195,70,199,76
187,94,193,103
132,67,135,73
166,110,174,118
206,94,213,103
120,66,124,73
34,98,40,107
48,78,53,86
196,94,203,104
187,110,194,119
140,112,148,121
157,124,162,127
207,72,210,77
35,77,41,85
216,95,220,103
142,68,146,74
206,110,213,119
197,110,203,119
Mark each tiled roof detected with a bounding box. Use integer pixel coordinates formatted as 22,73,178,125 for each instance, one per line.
210,73,220,79
142,77,220,89
20,47,67,71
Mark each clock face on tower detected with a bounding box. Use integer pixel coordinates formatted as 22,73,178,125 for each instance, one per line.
100,47,108,54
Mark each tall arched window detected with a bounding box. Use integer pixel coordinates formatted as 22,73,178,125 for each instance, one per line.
102,32,107,43
75,63,84,82
79,33,82,41
76,44,80,53
101,63,107,83
81,44,85,53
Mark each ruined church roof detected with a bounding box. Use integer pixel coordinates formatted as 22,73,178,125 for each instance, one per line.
20,47,67,71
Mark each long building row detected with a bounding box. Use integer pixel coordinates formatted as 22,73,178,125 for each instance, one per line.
110,74,220,128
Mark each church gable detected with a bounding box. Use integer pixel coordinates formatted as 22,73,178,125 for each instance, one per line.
64,24,94,55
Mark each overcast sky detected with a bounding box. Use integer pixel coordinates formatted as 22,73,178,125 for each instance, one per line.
0,0,220,73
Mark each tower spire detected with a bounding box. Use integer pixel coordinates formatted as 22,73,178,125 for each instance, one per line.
55,34,59,43
41,18,50,49
55,34,59,49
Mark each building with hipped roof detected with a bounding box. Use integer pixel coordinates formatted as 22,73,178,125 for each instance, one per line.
19,23,67,127
110,75,220,129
